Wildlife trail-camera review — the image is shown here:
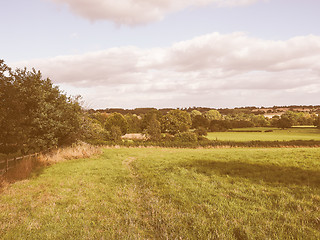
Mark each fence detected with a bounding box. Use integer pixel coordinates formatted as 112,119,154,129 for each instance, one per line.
0,153,40,176
0,148,53,176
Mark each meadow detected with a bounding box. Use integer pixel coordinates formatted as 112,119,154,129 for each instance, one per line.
1,147,320,239
207,127,320,142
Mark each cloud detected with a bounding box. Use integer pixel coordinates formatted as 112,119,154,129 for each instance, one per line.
47,0,265,25
15,32,320,108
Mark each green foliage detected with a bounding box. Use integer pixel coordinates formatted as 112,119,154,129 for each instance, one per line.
194,127,208,136
110,126,122,142
160,110,192,134
80,115,108,143
104,113,128,135
250,114,270,127
140,109,162,131
314,115,320,128
174,132,198,142
204,109,222,121
190,109,202,119
277,115,293,129
192,115,209,129
90,112,108,125
125,114,142,133
145,114,161,141
209,120,231,132
0,60,82,153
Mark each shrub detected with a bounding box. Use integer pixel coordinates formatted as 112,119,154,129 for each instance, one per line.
195,127,208,136
174,132,198,142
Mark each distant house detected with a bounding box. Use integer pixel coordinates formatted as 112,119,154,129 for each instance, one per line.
263,112,285,118
121,133,146,140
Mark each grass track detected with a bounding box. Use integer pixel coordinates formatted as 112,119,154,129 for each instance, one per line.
1,147,320,239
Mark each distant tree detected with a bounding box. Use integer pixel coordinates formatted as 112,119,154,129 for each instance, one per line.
160,110,192,135
192,115,209,129
314,115,320,128
125,114,142,133
281,111,299,126
90,112,108,125
270,115,280,127
190,110,202,119
209,120,231,132
204,110,222,121
277,115,293,129
250,114,270,127
194,127,208,136
110,126,122,142
146,114,161,141
104,113,128,135
141,109,162,131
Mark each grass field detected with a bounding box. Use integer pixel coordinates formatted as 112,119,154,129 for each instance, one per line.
207,127,320,142
1,147,320,239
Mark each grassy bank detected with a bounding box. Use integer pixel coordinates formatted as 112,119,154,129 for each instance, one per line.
1,147,320,239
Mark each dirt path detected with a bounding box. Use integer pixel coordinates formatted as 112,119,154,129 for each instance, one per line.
120,157,171,239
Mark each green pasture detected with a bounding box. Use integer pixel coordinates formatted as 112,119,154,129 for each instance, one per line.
207,127,320,142
1,147,320,239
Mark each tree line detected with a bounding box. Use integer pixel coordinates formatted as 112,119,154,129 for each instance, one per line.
85,108,319,143
1,60,319,154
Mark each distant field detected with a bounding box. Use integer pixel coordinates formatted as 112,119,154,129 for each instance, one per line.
207,127,320,142
1,147,320,239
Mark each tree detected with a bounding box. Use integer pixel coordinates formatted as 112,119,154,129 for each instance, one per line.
250,114,270,127
190,110,202,119
80,115,108,144
194,127,207,136
146,114,161,141
277,115,293,129
110,126,122,142
209,120,232,132
104,113,128,135
314,115,320,128
160,110,192,135
141,109,162,131
192,115,209,129
125,114,142,133
281,111,299,126
204,110,222,121
0,60,83,154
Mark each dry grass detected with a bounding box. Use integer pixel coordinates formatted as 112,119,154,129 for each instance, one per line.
38,142,102,164
0,142,102,190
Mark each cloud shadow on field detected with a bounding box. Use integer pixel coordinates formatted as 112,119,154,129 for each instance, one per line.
179,160,320,188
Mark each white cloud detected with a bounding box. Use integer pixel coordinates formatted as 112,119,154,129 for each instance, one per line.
15,32,320,108
47,0,265,25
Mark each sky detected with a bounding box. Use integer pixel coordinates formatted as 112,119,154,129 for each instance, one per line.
1,0,320,109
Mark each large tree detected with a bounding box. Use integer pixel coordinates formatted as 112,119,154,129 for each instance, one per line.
0,60,83,154
160,110,192,134
104,113,128,135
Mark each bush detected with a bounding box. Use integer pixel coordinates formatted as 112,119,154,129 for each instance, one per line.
195,127,208,136
174,132,198,142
